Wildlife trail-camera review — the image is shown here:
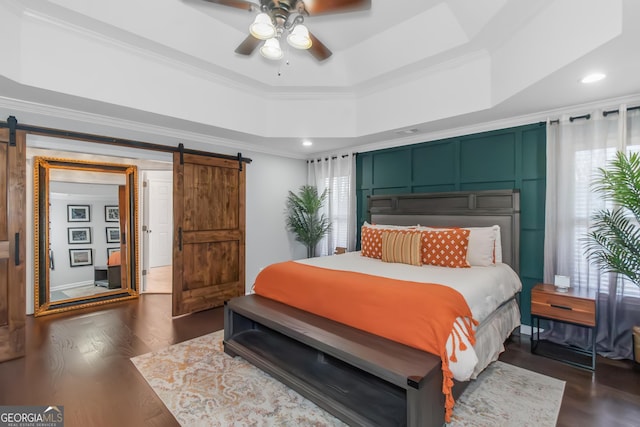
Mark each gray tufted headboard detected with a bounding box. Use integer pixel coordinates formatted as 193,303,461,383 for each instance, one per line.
367,190,520,273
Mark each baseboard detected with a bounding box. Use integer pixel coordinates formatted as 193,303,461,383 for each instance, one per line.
50,280,94,291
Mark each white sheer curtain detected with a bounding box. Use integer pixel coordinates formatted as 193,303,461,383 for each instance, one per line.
308,153,356,257
544,105,640,359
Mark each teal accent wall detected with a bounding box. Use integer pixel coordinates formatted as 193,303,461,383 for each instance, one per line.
356,123,546,324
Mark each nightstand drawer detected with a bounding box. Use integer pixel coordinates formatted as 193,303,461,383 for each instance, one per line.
531,291,596,326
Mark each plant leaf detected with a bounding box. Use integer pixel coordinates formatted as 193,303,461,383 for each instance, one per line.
285,185,331,257
585,151,640,288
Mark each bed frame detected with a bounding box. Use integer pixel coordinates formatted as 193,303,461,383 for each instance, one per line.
224,189,521,427
369,189,520,273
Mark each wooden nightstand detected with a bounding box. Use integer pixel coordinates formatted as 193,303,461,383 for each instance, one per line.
530,283,597,370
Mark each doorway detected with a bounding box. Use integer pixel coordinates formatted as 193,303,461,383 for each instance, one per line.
22,131,248,318
142,171,173,294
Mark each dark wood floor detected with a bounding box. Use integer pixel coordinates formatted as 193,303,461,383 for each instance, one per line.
0,294,638,426
501,334,640,427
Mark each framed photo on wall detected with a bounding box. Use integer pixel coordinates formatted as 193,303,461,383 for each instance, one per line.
67,205,90,222
67,227,92,244
69,248,93,267
107,247,119,258
105,205,119,222
106,227,120,243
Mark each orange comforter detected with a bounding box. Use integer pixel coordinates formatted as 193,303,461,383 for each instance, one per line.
253,261,478,422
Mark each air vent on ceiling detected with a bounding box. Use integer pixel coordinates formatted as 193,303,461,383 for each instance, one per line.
396,128,419,135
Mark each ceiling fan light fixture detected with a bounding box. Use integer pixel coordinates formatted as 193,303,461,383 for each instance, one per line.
260,38,284,60
287,24,312,50
250,13,276,40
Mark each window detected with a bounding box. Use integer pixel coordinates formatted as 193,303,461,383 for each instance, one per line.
570,141,640,298
309,154,354,257
324,174,351,255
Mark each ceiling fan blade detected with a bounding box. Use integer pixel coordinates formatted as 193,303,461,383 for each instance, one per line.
300,0,371,16
308,32,332,61
200,0,257,11
235,35,261,55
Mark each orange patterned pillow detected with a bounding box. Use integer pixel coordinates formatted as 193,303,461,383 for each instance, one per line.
361,223,419,259
361,225,385,259
420,229,471,268
381,230,422,266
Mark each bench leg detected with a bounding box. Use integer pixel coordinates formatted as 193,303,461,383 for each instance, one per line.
407,372,445,427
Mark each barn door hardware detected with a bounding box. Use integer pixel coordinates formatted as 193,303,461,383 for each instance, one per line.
7,116,16,146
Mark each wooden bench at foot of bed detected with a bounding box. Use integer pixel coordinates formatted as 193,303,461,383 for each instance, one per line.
223,294,449,427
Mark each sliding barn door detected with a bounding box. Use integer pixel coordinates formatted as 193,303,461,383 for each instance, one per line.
172,153,246,316
0,127,26,362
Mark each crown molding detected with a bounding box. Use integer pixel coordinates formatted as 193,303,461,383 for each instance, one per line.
0,95,308,160
5,89,640,163
344,92,640,156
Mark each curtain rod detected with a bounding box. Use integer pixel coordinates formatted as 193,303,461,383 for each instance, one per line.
549,114,591,124
550,104,640,124
569,113,591,122
0,116,252,164
307,153,354,164
603,105,640,116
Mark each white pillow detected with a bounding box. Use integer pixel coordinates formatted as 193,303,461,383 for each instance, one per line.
465,226,499,267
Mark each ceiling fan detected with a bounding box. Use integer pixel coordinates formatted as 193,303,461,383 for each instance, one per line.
202,0,371,61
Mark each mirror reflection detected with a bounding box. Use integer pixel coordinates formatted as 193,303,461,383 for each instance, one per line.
34,157,139,316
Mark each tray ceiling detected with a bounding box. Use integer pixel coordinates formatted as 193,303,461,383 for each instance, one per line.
0,0,639,157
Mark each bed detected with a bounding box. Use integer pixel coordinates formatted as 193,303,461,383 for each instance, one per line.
224,189,522,426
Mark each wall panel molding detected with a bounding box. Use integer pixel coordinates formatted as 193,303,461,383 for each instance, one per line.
356,123,546,324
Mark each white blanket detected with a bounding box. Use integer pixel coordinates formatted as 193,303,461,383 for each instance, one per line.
295,252,522,380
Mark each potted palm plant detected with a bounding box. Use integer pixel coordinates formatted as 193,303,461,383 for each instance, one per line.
286,185,331,258
585,151,640,364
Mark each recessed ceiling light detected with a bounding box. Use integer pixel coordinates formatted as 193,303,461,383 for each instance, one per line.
581,73,606,84
302,140,312,147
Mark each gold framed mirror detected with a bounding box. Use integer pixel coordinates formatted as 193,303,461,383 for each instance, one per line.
34,157,139,316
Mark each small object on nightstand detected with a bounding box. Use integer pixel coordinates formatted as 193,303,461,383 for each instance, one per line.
334,247,347,255
554,274,571,292
530,283,597,370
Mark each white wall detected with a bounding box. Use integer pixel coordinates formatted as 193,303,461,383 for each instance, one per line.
244,150,307,292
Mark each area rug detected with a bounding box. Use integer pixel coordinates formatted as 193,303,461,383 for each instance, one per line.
131,330,565,426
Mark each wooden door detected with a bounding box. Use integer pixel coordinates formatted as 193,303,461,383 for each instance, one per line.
172,153,245,316
0,127,26,362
